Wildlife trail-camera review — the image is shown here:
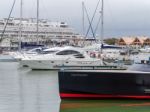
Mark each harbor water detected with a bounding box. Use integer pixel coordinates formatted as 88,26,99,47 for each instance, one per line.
0,62,150,112
0,62,60,112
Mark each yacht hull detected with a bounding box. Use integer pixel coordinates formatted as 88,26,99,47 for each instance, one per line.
59,70,150,99
20,60,57,70
21,59,103,70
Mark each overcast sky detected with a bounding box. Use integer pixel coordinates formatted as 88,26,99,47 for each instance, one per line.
1,0,150,37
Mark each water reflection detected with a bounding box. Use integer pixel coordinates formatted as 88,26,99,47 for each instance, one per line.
18,69,61,112
128,64,150,72
60,100,150,112
0,62,60,112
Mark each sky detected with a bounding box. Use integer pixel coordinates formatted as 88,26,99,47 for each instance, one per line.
1,0,150,38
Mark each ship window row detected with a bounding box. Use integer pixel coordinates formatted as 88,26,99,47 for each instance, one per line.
0,25,72,29
0,23,14,26
0,23,4,25
0,34,75,38
0,32,75,36
0,31,74,35
0,31,19,33
0,24,68,28
0,27,73,32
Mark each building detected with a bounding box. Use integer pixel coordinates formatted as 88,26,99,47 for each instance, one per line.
117,36,150,46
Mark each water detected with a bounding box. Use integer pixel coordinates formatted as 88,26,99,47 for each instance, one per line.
0,62,60,112
1,62,150,112
0,55,16,62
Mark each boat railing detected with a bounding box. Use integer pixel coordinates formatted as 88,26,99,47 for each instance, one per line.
58,65,127,71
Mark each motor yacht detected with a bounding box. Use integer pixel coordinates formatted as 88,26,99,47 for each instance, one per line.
20,46,105,70
9,47,48,61
139,47,150,53
84,43,123,60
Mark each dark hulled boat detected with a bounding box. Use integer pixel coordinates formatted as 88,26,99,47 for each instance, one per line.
58,69,150,99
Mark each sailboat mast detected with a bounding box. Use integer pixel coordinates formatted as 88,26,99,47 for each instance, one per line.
100,0,104,53
19,0,23,51
37,0,39,41
82,1,85,36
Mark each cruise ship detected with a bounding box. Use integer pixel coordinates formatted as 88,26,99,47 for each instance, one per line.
0,17,83,50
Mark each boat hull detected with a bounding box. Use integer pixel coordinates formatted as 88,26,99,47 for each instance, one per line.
20,59,103,70
59,70,150,99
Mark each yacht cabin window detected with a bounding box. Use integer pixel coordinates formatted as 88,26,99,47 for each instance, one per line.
73,54,85,58
41,50,58,54
56,50,80,55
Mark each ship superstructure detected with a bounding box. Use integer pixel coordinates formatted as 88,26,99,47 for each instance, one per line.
0,17,82,49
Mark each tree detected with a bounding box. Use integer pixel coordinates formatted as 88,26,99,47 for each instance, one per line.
104,38,118,45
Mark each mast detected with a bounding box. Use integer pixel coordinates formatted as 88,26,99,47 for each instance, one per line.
0,0,16,43
100,0,104,53
37,0,39,43
82,1,86,45
82,1,85,36
19,0,23,51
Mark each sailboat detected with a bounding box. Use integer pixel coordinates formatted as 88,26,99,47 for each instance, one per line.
82,0,122,60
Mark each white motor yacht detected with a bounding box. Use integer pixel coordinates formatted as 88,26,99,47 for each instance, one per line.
139,47,150,53
21,46,104,70
84,43,122,59
9,47,48,61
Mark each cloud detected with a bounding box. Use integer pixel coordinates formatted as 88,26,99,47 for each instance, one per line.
1,0,150,37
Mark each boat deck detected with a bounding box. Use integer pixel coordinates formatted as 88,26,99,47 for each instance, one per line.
60,69,150,74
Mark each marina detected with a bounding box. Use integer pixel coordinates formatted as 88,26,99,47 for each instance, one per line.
1,0,150,112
